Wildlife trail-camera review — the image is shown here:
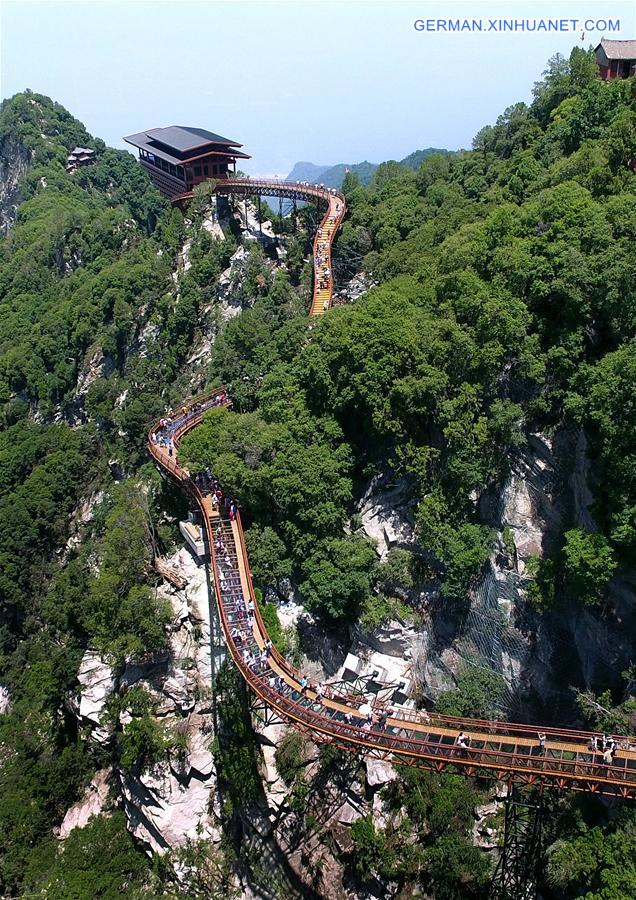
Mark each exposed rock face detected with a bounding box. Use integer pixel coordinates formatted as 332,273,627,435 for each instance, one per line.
472,798,502,851
68,546,225,855
75,347,116,400
295,610,349,678
0,132,30,236
59,769,112,839
357,475,416,560
120,758,220,854
366,758,397,788
77,651,116,744
0,684,10,714
64,490,104,555
496,432,560,574
337,800,364,825
216,245,249,319
353,617,419,659
334,271,375,306
179,199,225,276
453,428,636,711
571,430,596,533
116,548,223,854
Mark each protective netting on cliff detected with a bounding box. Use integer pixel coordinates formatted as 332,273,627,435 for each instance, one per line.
410,563,533,717
456,564,532,716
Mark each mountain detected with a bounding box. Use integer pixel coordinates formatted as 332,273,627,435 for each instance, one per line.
286,147,450,188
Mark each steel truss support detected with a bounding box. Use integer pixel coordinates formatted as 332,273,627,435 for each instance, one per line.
248,691,288,727
490,783,545,900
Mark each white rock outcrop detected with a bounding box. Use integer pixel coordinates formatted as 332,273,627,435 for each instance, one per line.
77,651,116,744
497,432,560,574
357,477,416,560
366,758,397,788
117,547,223,853
59,769,111,839
121,761,220,854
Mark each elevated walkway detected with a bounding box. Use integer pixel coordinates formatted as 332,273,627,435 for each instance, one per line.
148,196,636,801
149,389,636,801
173,177,346,312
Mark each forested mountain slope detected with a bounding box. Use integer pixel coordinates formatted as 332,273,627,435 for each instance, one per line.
1,48,636,898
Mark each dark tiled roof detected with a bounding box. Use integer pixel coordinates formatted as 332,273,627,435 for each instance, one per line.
597,39,636,60
123,130,250,165
146,126,242,151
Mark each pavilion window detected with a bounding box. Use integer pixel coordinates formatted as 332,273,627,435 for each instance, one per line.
194,166,202,176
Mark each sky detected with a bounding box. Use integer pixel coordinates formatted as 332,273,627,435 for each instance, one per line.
2,0,635,176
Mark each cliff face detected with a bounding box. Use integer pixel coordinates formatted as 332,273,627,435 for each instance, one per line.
0,132,30,235
459,430,636,718
69,547,223,854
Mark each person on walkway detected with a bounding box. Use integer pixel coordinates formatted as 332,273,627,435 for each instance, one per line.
300,675,308,693
455,732,470,755
603,747,614,768
538,732,547,754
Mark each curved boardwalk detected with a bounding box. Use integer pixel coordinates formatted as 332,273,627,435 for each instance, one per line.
177,177,345,312
150,187,636,801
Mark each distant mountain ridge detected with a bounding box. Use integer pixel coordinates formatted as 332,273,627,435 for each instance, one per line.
286,147,450,189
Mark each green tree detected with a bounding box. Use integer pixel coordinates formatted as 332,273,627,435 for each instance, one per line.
562,528,617,606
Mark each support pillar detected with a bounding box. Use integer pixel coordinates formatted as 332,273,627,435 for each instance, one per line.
490,784,544,900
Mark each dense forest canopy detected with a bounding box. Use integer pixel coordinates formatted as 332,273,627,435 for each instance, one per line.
0,47,635,898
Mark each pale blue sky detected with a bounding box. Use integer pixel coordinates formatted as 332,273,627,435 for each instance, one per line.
2,0,634,175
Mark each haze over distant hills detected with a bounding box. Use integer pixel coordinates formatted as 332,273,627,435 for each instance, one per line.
286,147,451,188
